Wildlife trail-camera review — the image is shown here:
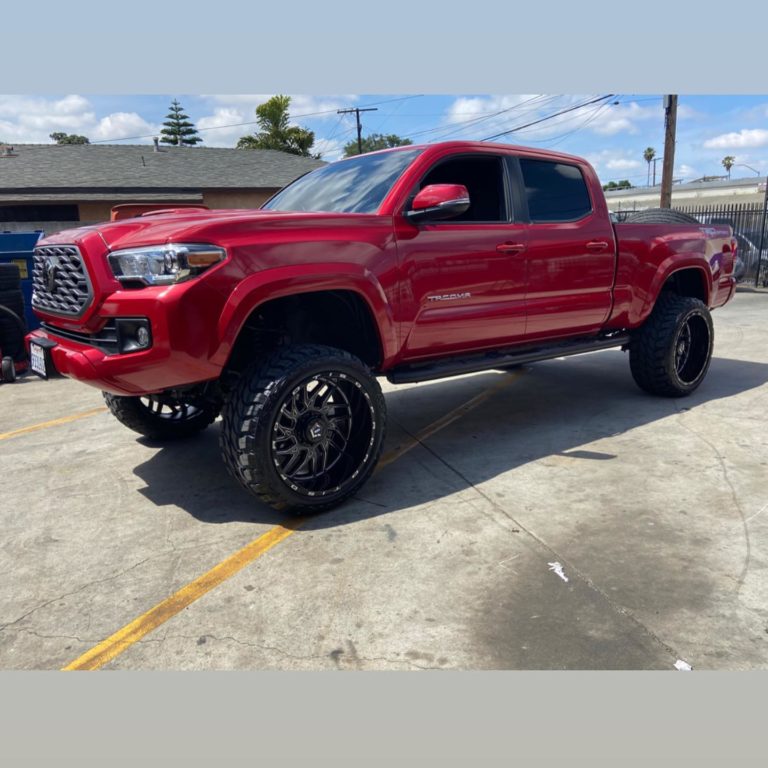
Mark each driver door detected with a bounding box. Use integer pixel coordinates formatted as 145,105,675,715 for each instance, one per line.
396,152,528,360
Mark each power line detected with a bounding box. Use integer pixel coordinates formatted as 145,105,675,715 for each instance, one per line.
533,98,621,147
481,94,616,141
405,95,556,141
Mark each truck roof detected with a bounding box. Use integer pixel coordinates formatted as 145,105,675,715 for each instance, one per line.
367,140,589,166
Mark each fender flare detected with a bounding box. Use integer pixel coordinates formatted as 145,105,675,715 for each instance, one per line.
211,263,397,367
641,260,713,323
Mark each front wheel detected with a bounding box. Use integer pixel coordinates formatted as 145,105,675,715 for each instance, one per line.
629,294,714,397
103,392,219,439
220,344,386,513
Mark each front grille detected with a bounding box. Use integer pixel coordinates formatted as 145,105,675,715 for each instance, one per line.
40,320,119,354
32,245,92,317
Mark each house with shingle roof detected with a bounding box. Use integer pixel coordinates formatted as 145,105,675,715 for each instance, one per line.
0,143,325,234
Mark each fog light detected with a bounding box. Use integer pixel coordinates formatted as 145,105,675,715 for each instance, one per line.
115,318,152,353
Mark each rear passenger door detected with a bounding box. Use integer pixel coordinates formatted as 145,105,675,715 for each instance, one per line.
510,156,615,341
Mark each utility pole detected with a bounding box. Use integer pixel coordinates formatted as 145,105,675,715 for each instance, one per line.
338,106,378,155
660,95,678,208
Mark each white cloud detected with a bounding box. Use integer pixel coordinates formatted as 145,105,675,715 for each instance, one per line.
703,129,768,149
202,94,356,121
434,96,662,145
197,107,248,147
439,95,555,140
675,164,699,181
0,94,159,144
586,149,647,177
0,94,96,141
605,158,642,171
591,102,658,136
313,136,347,162
91,112,158,142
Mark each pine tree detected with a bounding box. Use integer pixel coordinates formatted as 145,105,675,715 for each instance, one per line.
159,99,202,146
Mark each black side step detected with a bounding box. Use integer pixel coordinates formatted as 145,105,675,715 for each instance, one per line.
387,334,630,384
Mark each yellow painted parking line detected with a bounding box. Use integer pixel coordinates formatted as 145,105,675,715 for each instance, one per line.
0,406,108,442
63,521,302,671
63,370,522,671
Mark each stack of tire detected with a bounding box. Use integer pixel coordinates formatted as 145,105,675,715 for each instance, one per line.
0,263,28,381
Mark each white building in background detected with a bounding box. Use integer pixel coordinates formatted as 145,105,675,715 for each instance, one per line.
604,177,767,211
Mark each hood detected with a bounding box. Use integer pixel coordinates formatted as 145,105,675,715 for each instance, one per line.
40,208,381,252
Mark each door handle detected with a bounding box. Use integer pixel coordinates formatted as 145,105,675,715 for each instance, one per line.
496,242,526,254
586,240,609,252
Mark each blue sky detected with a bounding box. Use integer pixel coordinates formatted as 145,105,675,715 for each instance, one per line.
2,94,767,186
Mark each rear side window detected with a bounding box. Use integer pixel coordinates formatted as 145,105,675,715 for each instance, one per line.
519,159,592,222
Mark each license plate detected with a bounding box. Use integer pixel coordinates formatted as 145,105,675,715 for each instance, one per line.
30,342,48,378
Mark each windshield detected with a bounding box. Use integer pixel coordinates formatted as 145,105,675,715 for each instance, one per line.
262,148,422,214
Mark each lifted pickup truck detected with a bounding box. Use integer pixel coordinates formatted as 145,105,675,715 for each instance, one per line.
27,141,736,512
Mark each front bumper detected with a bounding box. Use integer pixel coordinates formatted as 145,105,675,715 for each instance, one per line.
26,285,226,396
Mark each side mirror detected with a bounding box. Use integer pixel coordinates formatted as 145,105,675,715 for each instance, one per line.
406,184,470,222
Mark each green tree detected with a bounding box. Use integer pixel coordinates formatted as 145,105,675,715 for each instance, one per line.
343,133,413,157
236,95,315,157
50,132,90,144
159,99,202,146
603,180,633,191
721,155,735,179
643,147,656,186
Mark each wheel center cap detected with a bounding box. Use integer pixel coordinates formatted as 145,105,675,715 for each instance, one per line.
307,419,325,442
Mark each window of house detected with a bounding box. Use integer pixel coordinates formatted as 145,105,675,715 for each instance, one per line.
519,159,592,222
0,204,79,223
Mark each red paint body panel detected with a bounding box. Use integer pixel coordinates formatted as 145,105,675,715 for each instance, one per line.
26,141,736,396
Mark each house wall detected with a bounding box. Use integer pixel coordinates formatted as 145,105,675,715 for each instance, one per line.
1,189,280,235
202,190,277,209
78,202,119,222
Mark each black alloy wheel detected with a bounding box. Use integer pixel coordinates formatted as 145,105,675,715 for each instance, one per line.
629,293,714,397
220,344,386,513
271,371,374,497
103,391,219,439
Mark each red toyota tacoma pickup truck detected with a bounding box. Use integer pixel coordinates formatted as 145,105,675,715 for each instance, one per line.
26,141,736,512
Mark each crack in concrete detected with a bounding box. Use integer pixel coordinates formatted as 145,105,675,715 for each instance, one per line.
136,632,435,669
391,418,683,663
674,408,752,593
0,556,153,635
1,532,251,637
15,628,87,644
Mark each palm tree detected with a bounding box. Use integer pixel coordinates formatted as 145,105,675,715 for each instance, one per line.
643,147,656,186
722,156,735,179
236,95,315,157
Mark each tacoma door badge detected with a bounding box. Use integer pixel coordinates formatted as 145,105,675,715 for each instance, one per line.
427,292,471,302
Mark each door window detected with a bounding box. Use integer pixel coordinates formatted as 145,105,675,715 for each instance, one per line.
519,159,592,223
418,155,508,223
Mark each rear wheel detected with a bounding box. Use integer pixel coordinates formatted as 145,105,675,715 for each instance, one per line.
629,294,714,397
103,392,219,439
220,343,386,513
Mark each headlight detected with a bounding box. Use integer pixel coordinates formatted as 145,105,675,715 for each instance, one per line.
108,243,225,286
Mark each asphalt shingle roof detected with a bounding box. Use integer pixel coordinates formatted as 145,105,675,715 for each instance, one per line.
0,144,325,191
